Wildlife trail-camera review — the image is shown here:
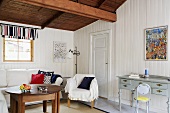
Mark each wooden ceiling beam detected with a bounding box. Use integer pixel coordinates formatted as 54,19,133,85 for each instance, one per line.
41,12,64,29
0,0,3,7
96,0,106,8
15,0,116,22
72,0,79,3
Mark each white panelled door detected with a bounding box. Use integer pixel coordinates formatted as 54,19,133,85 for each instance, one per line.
92,33,108,98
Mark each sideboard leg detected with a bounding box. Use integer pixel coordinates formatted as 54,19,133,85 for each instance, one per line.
118,89,122,111
131,90,135,107
167,98,170,113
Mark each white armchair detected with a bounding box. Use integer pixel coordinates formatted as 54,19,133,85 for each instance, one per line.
65,74,98,108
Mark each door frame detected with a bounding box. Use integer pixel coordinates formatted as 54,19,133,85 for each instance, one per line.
89,30,112,99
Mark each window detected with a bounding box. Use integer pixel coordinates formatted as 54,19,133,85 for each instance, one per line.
3,38,34,62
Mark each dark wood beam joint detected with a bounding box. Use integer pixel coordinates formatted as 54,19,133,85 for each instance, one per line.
96,0,106,8
0,0,3,7
72,0,79,3
38,7,43,11
41,12,64,29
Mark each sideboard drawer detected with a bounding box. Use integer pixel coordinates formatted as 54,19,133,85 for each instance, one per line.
152,83,168,89
120,84,132,90
121,79,131,85
133,80,151,88
152,89,168,96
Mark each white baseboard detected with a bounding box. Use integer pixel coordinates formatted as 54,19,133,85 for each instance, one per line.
107,96,114,101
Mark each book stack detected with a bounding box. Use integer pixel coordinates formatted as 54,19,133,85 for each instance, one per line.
129,74,140,78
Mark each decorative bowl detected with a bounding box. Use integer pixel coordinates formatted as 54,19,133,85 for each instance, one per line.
20,84,31,93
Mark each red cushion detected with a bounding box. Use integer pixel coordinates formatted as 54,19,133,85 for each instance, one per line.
30,74,44,84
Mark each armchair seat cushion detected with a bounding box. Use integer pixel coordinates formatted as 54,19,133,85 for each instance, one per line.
69,88,90,101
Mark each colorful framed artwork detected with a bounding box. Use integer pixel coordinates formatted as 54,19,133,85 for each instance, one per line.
145,26,168,60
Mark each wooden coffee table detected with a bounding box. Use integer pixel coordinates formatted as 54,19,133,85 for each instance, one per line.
6,84,61,113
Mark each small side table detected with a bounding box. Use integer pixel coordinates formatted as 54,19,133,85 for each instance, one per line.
61,77,71,99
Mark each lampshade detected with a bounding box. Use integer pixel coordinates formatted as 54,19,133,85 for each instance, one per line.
67,52,72,59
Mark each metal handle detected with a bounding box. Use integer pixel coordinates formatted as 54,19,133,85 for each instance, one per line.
123,85,127,87
157,84,162,86
106,63,108,64
139,82,142,84
123,80,127,82
157,90,162,93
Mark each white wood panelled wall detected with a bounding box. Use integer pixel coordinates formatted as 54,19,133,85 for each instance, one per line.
74,21,116,100
74,0,170,112
116,0,170,112
0,21,74,77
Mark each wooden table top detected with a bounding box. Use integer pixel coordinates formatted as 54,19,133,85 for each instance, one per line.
5,84,61,95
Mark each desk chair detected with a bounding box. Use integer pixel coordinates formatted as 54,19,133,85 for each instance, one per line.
135,83,151,113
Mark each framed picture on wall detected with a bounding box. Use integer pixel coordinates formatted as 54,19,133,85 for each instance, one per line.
145,25,168,60
53,41,67,62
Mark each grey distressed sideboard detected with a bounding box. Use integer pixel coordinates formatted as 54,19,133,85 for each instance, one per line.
117,75,170,113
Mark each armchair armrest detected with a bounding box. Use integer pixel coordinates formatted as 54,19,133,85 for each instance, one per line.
89,78,98,100
65,78,77,93
52,77,63,86
0,92,8,113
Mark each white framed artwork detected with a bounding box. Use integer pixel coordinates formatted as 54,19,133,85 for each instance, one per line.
53,41,67,62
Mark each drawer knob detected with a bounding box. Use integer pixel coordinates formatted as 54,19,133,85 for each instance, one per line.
123,80,127,82
157,90,162,93
157,84,162,86
123,85,127,87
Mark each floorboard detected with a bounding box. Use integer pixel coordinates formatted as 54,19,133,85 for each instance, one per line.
82,98,156,113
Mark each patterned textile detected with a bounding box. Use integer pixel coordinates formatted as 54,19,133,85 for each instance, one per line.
44,76,51,84
38,70,54,84
38,70,54,76
1,24,38,40
46,72,54,76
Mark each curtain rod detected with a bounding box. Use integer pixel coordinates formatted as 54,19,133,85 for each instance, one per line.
0,23,41,30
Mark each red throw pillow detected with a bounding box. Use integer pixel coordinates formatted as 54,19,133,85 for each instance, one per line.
30,74,44,84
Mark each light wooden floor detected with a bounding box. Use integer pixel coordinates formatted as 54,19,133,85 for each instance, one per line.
83,98,156,113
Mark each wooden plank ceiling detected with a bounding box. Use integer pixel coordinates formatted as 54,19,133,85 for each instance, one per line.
0,0,126,31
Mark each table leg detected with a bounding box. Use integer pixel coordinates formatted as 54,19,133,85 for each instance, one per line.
118,88,122,111
17,95,25,113
57,92,60,113
52,93,58,113
131,90,135,107
43,100,47,112
10,95,17,113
